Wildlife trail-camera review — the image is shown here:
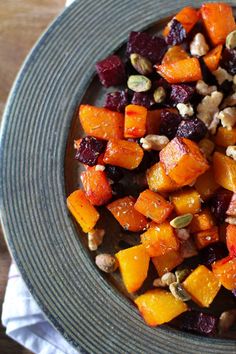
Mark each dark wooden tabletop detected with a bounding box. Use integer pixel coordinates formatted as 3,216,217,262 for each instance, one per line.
0,1,65,352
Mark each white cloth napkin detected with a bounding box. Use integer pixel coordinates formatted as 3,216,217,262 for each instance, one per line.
1,1,80,353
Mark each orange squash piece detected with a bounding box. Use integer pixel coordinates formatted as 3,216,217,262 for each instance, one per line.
141,222,179,257
156,58,202,84
124,104,147,138
79,105,124,140
67,189,99,233
170,188,201,215
212,256,236,290
227,193,236,216
226,224,236,257
135,289,187,326
203,45,223,72
201,3,236,46
134,189,174,224
146,162,179,193
190,209,215,233
162,46,189,65
152,250,183,277
116,245,150,293
163,7,199,37
160,137,209,186
195,168,220,201
107,196,148,232
215,127,236,147
103,139,143,170
183,265,221,307
194,226,219,250
213,152,236,192
81,167,112,206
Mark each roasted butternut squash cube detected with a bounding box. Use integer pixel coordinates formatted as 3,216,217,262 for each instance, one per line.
134,189,174,224
215,127,236,147
107,196,148,232
67,189,99,233
124,104,147,138
194,226,219,250
190,209,215,233
79,105,124,140
163,7,199,36
162,46,189,65
135,289,188,326
226,224,236,257
103,139,143,170
213,152,236,192
212,256,236,290
183,265,221,307
146,162,179,193
203,45,223,72
195,168,220,201
116,245,150,293
141,222,179,257
170,188,201,215
152,250,183,277
160,137,209,186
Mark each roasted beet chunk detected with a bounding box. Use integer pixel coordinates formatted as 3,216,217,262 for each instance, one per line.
176,118,207,142
200,242,228,267
111,183,126,198
159,110,182,139
180,311,218,336
131,92,155,109
166,19,187,45
126,31,167,64
96,55,126,87
219,80,233,96
221,48,236,75
210,188,233,225
104,90,129,112
105,165,124,182
75,136,106,166
170,84,195,104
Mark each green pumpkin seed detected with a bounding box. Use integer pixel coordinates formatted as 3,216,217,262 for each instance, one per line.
130,53,153,75
170,213,193,229
153,86,166,103
127,75,152,92
226,30,236,49
169,282,191,302
175,268,191,283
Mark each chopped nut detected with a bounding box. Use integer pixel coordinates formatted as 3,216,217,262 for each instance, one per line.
74,140,81,149
197,91,223,127
222,92,236,108
177,103,194,117
88,229,105,251
169,282,191,301
175,269,191,283
225,216,236,225
213,67,233,85
226,30,236,50
127,75,151,92
208,112,220,135
153,87,166,103
161,272,176,286
218,107,236,130
196,80,217,96
130,53,153,75
153,278,166,287
190,33,209,57
199,138,215,158
218,309,236,334
180,239,198,259
95,164,105,171
176,228,190,241
95,253,118,273
170,214,193,229
226,145,236,160
140,134,169,151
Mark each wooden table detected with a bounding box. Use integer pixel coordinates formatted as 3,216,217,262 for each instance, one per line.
0,1,65,352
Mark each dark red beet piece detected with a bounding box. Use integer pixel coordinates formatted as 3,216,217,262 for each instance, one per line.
134,150,158,173
104,90,129,112
126,31,168,64
176,118,207,142
75,136,106,166
131,92,155,109
219,80,234,96
209,188,233,225
166,19,187,45
200,242,228,267
180,311,218,336
105,165,124,182
170,84,195,104
199,58,218,86
159,110,182,139
96,55,126,87
221,48,236,75
111,183,126,198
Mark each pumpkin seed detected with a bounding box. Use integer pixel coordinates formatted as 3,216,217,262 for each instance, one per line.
226,30,236,49
130,53,153,75
153,87,166,103
95,254,118,273
153,278,166,287
127,75,152,92
169,282,191,302
170,213,193,229
218,309,236,333
175,268,191,283
161,272,176,286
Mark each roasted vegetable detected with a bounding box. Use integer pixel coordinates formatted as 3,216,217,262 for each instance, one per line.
212,256,236,290
170,188,201,215
215,127,236,148
152,250,183,277
203,45,223,72
194,226,219,250
195,168,220,201
163,7,199,36
146,162,179,193
226,224,236,257
213,152,236,192
190,209,215,233
124,104,147,138
162,45,189,65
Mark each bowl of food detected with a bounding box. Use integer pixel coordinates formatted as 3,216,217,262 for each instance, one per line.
1,0,236,353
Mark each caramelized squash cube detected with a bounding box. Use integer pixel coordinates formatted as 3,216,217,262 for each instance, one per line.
194,226,219,250
214,127,236,148
213,152,236,192
203,45,223,72
190,209,215,233
152,250,183,277
170,188,201,215
163,7,199,36
124,104,147,138
195,168,220,201
212,256,236,290
226,224,236,257
146,162,179,193
162,46,189,65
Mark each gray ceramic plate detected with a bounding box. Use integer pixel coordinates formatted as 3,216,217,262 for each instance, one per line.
1,1,236,353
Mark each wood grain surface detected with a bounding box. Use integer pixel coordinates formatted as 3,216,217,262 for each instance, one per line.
0,1,65,352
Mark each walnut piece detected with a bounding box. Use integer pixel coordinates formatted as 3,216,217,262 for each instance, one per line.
88,229,105,251
197,91,223,127
176,103,194,117
196,80,217,96
213,67,233,85
190,33,209,56
218,107,236,130
140,134,169,151
226,145,236,160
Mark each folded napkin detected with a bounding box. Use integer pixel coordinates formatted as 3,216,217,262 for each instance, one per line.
1,1,80,353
